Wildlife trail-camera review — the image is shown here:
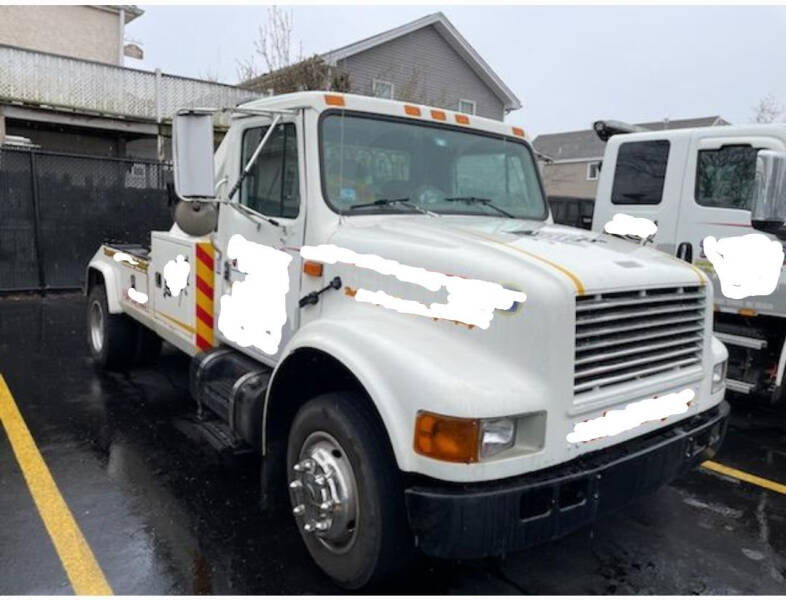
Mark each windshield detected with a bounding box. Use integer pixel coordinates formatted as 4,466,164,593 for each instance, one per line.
320,112,547,219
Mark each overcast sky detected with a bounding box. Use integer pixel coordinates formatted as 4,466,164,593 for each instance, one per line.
126,5,786,137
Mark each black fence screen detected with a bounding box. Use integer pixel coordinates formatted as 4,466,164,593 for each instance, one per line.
0,147,173,292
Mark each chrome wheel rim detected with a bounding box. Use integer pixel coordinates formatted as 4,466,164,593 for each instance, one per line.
289,431,359,554
89,300,104,353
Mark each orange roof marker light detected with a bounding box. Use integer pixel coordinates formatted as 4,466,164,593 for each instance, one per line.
404,105,422,117
324,94,345,107
430,109,446,121
455,114,470,125
512,127,525,138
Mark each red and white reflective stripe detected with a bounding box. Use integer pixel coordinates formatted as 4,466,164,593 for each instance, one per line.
195,242,215,351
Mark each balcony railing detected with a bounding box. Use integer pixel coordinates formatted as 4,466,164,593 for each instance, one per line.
0,44,259,123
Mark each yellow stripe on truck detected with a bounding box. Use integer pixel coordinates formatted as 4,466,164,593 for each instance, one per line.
464,230,585,295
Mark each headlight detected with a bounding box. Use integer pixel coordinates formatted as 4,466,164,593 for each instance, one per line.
712,360,727,393
414,412,517,463
479,418,516,459
414,412,547,463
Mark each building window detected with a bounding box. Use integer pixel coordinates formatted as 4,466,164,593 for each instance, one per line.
372,79,394,99
611,140,670,205
458,99,476,115
586,161,600,181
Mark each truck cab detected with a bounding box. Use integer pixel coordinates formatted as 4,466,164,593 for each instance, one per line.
591,124,786,399
86,92,729,588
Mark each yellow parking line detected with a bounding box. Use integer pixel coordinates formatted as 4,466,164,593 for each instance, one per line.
701,460,786,496
0,375,112,595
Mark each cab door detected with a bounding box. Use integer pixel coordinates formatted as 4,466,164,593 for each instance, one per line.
213,114,306,366
592,134,690,254
674,132,786,310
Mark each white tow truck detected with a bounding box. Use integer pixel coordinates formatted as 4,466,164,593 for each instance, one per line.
591,121,786,402
86,92,730,588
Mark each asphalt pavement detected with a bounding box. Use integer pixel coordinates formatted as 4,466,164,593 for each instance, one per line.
0,293,784,594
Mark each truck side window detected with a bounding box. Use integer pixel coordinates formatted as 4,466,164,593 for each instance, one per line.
241,123,299,218
695,145,759,210
611,140,670,205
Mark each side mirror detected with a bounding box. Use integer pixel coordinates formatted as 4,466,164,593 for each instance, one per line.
172,110,216,200
751,150,786,239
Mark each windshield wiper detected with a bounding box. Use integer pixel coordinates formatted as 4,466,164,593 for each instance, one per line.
443,196,515,218
348,197,431,216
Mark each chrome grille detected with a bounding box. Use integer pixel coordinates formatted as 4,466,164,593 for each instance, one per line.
574,286,705,395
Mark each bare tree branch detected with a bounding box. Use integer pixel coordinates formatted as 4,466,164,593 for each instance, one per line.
237,5,350,94
753,94,784,124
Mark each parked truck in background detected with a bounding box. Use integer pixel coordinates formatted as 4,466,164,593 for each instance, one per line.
592,122,786,403
85,92,730,588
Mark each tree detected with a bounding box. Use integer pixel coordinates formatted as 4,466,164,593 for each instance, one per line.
753,94,783,124
237,6,350,94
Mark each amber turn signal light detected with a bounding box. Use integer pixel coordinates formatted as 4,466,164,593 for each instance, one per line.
414,411,479,463
303,260,323,277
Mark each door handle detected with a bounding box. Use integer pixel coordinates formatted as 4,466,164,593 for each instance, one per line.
676,242,693,263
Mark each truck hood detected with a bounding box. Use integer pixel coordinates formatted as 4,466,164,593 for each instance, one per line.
328,216,706,295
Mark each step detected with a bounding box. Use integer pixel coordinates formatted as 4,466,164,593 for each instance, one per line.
726,378,755,395
173,415,252,456
715,332,767,350
190,347,273,449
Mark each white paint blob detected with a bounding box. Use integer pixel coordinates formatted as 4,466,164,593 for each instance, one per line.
163,255,191,297
113,252,139,266
702,234,783,299
300,244,526,329
566,388,695,444
603,213,658,239
218,234,292,355
127,287,148,304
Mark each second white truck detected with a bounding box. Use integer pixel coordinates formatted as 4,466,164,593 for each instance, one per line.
86,92,730,587
592,122,786,402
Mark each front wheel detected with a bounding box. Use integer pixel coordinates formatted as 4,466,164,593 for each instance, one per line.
286,393,413,589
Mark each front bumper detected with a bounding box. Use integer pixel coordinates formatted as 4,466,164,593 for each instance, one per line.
405,402,729,559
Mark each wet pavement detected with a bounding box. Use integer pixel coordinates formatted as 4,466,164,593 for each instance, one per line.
0,293,785,594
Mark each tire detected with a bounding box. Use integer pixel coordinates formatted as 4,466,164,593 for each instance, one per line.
87,284,137,370
286,392,413,589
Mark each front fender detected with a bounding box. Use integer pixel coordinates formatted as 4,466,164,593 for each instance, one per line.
86,249,123,313
275,311,550,480
711,334,728,364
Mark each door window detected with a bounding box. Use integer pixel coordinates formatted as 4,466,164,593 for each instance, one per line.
611,140,670,205
241,122,299,218
695,145,759,210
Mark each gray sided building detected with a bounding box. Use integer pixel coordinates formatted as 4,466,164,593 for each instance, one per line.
244,12,521,121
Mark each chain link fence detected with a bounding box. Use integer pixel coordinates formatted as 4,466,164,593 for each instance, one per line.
0,146,173,292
